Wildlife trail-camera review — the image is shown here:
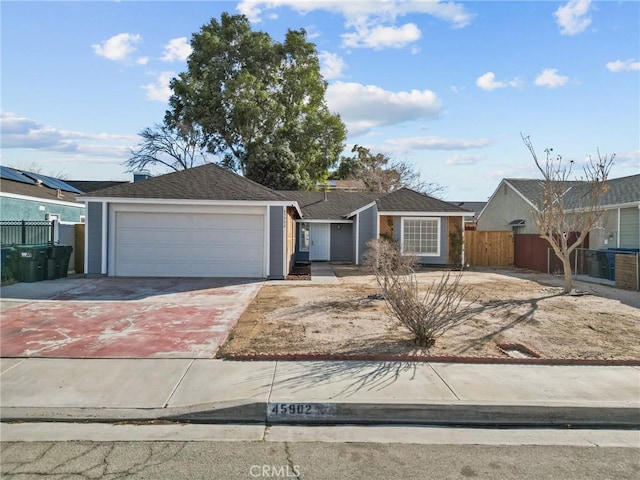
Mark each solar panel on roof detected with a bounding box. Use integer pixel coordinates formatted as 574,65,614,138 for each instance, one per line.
22,171,84,194
0,166,37,185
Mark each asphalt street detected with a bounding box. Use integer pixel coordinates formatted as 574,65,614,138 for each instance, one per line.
2,439,638,480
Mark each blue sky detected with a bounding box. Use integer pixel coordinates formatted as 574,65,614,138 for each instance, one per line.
2,0,639,200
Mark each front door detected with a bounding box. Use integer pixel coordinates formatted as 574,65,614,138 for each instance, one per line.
309,224,330,261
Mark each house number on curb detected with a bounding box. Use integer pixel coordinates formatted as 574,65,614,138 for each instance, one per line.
267,403,337,420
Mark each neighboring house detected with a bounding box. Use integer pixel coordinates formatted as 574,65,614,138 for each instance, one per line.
79,163,301,279
477,175,640,249
65,180,128,193
325,179,366,191
80,164,470,278
0,166,85,222
449,201,486,230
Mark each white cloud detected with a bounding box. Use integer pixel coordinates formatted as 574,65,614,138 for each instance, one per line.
476,72,522,91
385,136,491,153
606,59,640,73
92,33,142,62
142,71,175,103
326,82,441,136
0,112,135,157
342,23,421,49
161,37,193,63
554,0,592,36
136,57,149,66
534,68,569,88
319,51,346,80
476,72,505,91
445,153,486,165
614,150,640,167
238,0,472,27
238,1,472,50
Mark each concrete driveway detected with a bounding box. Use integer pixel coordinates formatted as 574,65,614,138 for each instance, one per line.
0,276,263,359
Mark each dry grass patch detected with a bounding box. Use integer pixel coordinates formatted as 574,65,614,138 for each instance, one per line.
217,266,640,360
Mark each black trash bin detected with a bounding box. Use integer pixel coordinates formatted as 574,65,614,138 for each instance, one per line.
586,251,600,278
45,245,74,279
16,245,48,282
58,245,73,278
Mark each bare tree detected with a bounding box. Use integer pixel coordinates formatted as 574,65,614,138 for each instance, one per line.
125,123,209,173
522,134,614,294
364,238,473,347
333,145,446,197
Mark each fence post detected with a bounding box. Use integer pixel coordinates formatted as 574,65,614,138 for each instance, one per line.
21,220,26,244
51,220,57,244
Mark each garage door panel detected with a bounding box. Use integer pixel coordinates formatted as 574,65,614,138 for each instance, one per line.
115,212,265,277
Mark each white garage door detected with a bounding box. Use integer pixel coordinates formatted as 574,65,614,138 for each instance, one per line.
114,212,264,277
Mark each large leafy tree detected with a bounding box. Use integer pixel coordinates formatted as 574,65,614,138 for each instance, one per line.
333,145,445,196
165,13,346,190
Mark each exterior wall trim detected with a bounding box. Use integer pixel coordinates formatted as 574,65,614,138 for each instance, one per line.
377,211,468,217
399,216,442,257
347,201,377,218
1,192,85,209
295,219,352,224
101,202,108,274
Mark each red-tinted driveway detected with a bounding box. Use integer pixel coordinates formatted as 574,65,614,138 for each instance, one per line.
0,277,262,359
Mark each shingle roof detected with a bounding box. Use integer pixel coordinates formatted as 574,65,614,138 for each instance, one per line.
280,191,380,220
449,201,486,216
80,163,290,202
0,179,82,204
65,180,128,193
376,188,469,213
506,174,640,210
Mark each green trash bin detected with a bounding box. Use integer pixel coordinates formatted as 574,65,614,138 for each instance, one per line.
16,245,48,283
1,247,18,282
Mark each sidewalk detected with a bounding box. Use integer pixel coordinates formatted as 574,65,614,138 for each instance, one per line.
1,358,639,427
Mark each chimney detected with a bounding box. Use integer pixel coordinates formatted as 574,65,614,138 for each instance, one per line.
133,170,151,182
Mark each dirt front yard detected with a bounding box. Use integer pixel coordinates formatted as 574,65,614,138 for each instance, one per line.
218,266,640,361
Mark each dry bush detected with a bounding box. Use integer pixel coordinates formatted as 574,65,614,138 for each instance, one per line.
363,238,415,295
364,238,473,347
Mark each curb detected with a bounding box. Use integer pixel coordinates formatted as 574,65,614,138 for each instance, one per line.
3,403,639,428
219,353,640,367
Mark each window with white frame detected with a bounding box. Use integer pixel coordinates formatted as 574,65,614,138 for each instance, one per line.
401,217,440,256
300,222,310,251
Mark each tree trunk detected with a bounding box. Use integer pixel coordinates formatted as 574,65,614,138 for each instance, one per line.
561,255,573,294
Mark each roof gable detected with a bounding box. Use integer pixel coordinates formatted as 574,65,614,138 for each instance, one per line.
280,190,380,220
81,163,289,202
505,174,640,210
0,179,83,204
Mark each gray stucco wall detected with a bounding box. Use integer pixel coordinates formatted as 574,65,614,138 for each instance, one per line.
86,202,103,274
269,206,284,279
357,205,377,264
330,223,353,262
476,182,538,234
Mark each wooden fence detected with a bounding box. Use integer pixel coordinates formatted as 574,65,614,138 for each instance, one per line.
74,223,85,274
464,231,514,267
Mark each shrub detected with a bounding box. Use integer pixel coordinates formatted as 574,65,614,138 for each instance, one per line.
364,238,473,348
